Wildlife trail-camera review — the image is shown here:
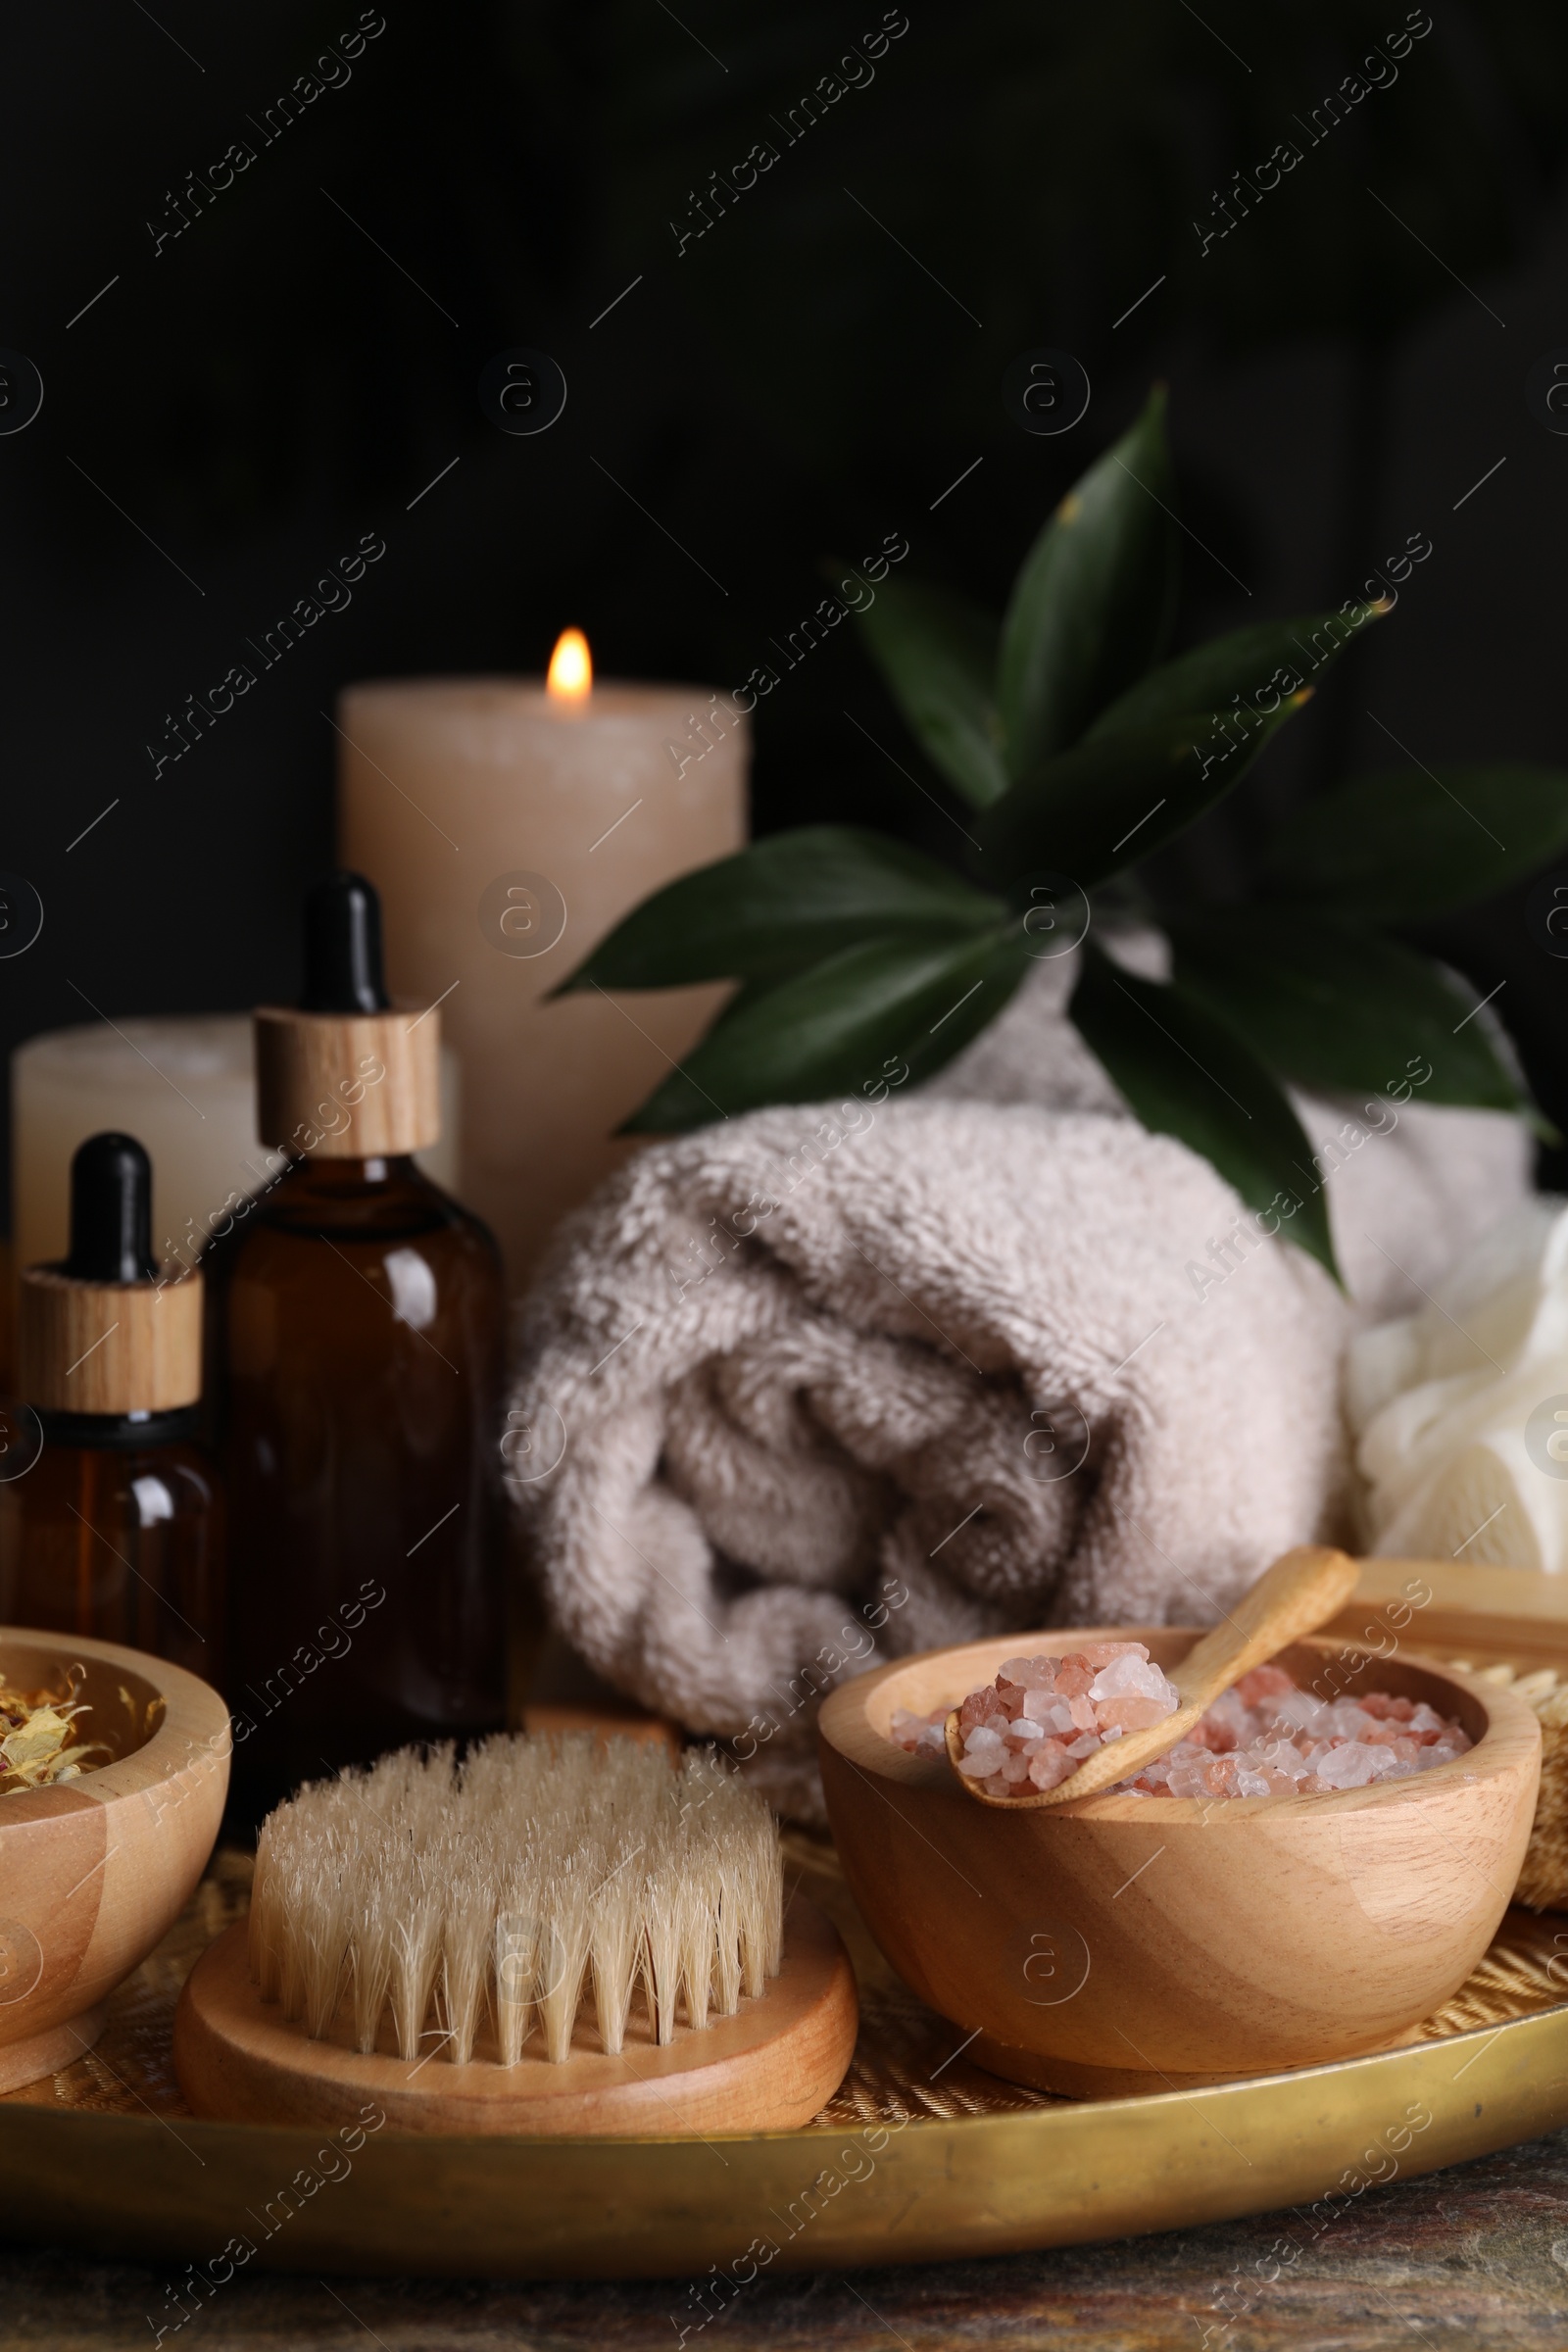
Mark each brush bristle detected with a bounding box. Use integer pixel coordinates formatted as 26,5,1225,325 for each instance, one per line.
249,1734,784,2068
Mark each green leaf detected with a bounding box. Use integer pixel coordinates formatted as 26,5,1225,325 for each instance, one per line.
996,386,1178,777
1169,909,1524,1110
553,827,1004,994
1069,941,1340,1279
836,566,1008,809
620,929,1025,1132
1262,765,1568,919
1085,602,1386,742
978,695,1309,890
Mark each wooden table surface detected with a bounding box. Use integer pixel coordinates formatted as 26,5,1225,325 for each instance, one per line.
3,2124,1566,2349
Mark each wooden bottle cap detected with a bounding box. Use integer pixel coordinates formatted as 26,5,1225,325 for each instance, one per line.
18,1264,203,1415
254,1006,440,1158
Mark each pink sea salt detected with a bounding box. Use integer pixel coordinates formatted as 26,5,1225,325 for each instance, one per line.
884,1650,1473,1801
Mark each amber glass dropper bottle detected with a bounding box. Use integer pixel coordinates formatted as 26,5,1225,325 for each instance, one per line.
0,1132,222,1678
211,870,506,1826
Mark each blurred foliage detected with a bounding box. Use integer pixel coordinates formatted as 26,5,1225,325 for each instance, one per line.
562,395,1568,1276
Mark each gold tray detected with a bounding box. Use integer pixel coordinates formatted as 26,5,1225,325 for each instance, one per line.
3,1563,1567,2281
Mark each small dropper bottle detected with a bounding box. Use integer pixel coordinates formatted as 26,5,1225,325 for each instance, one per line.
0,1132,223,1678
210,871,506,1826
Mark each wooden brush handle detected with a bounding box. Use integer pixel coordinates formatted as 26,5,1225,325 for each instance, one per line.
174,1904,858,2136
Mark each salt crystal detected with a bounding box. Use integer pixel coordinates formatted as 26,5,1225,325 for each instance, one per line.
1265,1690,1327,1735
1235,1663,1295,1706
1314,1746,1367,1789
883,1704,953,1757
1028,1740,1074,1789
1195,1690,1247,1750
1094,1692,1172,1733
1359,1692,1415,1723
1000,1656,1057,1690
1087,1652,1176,1703
1188,1718,1236,1755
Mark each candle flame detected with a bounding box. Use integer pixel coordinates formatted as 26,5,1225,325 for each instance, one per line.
547,628,592,706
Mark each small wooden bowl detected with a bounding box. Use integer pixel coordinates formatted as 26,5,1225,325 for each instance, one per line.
0,1625,228,2091
818,1629,1542,2095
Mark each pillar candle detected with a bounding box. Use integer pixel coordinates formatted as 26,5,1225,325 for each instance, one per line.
336,649,747,1288
12,1016,460,1273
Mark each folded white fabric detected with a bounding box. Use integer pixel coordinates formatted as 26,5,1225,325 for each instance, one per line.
510,956,1530,1816
1349,1196,1568,1568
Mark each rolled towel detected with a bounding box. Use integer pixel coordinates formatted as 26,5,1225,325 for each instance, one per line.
511,966,1529,1817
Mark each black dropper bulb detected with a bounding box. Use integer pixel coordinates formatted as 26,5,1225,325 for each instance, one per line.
64,1132,158,1283
301,870,390,1014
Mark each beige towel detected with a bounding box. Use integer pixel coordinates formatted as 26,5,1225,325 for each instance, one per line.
509,955,1529,1817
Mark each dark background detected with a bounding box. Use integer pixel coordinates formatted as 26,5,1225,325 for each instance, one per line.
7,0,1568,1230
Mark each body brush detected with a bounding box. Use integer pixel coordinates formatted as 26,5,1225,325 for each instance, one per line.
174,1733,858,2134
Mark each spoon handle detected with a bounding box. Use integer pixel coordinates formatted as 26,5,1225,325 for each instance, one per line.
1169,1545,1360,1710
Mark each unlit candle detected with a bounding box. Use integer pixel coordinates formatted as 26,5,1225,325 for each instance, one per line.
12,1016,459,1275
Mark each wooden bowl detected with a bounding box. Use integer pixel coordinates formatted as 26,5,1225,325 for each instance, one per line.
818,1629,1542,2095
0,1625,228,2091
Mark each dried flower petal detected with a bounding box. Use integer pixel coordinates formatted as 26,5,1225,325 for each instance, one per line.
0,1668,108,1794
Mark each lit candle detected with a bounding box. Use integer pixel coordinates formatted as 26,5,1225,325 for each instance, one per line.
547,627,592,706
336,637,748,1288
11,1017,461,1274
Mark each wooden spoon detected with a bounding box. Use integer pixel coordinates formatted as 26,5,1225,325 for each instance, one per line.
944,1544,1360,1810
